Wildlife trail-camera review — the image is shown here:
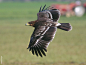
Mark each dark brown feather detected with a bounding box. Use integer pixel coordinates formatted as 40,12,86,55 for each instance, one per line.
57,23,72,31
31,47,34,55
27,5,72,57
36,47,42,57
34,47,38,56
40,48,46,56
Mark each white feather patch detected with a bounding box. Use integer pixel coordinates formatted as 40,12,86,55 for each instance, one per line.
56,23,61,26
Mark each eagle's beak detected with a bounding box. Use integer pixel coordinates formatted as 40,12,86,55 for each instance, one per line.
25,23,30,26
25,21,36,26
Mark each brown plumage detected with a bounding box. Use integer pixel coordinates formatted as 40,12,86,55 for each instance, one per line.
25,5,72,57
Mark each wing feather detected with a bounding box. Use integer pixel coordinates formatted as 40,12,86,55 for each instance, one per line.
34,46,38,56
42,4,46,11
40,48,46,56
27,5,62,57
31,47,34,55
36,47,42,57
27,26,57,57
29,47,32,51
39,6,42,12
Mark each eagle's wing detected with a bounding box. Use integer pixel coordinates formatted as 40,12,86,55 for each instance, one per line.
26,5,72,57
27,5,59,57
27,25,57,57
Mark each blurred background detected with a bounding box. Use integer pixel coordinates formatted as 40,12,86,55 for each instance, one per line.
0,0,86,65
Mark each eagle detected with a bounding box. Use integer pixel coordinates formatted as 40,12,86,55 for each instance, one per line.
25,5,72,57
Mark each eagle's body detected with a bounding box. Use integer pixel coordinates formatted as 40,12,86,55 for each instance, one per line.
25,5,72,57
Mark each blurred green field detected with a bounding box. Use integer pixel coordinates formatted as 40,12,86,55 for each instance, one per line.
0,2,86,65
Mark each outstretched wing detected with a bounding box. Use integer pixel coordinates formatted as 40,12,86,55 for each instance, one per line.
26,5,72,57
37,4,60,22
27,5,60,57
27,25,57,57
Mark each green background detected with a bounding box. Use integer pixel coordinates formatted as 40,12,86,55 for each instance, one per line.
0,2,86,65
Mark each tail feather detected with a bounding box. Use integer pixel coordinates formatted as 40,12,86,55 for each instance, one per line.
57,23,72,31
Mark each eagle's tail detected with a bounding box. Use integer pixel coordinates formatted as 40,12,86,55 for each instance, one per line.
57,23,72,31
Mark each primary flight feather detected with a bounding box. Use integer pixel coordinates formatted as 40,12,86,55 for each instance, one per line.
25,5,72,57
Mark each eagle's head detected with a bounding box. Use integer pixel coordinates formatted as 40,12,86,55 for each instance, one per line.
25,20,37,27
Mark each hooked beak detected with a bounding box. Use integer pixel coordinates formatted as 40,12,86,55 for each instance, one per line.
25,23,30,26
25,20,37,26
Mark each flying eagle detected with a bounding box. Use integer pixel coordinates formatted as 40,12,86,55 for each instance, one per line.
25,5,72,57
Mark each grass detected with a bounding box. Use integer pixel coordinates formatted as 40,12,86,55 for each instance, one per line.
0,2,86,65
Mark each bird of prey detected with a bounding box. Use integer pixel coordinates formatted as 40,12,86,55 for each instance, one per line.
25,5,72,57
